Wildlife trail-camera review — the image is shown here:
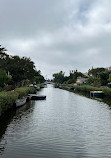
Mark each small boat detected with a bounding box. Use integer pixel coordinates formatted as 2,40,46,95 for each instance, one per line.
90,91,104,98
15,98,26,107
28,94,46,100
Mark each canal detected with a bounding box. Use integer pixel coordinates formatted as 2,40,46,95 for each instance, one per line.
1,84,111,158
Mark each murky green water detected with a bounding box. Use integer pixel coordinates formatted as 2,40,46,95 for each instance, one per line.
1,85,111,158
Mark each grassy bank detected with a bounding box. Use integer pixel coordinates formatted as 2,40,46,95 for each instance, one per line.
102,88,111,97
0,87,35,116
61,84,111,98
15,87,36,98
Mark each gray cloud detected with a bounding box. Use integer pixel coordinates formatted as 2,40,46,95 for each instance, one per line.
0,0,111,78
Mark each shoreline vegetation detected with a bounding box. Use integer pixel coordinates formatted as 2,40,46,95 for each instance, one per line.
1,44,111,117
0,45,45,117
0,86,36,117
52,68,111,106
55,84,111,105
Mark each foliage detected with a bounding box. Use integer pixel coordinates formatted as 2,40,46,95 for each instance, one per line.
5,55,36,83
102,88,111,97
53,71,66,84
87,77,101,87
87,68,109,86
88,67,105,77
0,87,3,92
62,84,111,98
53,70,84,84
0,91,19,116
99,72,109,86
87,77,94,85
108,73,111,83
69,70,84,80
0,45,9,71
34,71,45,83
75,85,100,93
0,45,45,86
15,87,35,98
0,69,12,87
61,84,101,93
67,79,76,84
0,86,35,116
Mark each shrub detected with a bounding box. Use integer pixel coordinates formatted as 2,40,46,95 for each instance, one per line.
15,87,35,98
0,91,19,115
102,88,111,97
0,87,36,116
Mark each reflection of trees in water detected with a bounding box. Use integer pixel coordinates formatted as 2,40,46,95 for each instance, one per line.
0,110,15,155
0,110,15,139
72,90,111,107
0,101,35,155
0,136,7,155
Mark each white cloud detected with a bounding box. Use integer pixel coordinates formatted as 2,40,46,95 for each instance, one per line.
0,0,111,78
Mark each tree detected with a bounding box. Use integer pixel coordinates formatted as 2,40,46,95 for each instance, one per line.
0,45,45,85
34,70,45,83
0,69,11,87
0,45,10,72
108,73,111,83
1,55,36,84
88,67,105,78
68,69,84,83
87,77,101,87
99,72,109,86
0,45,7,54
53,71,65,84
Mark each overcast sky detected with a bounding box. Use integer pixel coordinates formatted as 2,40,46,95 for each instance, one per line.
0,0,111,79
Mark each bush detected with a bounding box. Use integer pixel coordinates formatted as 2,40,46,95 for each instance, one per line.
15,87,35,98
0,87,36,116
73,85,100,93
62,84,101,93
102,88,111,97
0,91,19,115
87,77,101,87
62,84,111,98
67,79,76,84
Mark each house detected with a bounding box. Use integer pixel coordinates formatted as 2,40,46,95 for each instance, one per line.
76,76,88,86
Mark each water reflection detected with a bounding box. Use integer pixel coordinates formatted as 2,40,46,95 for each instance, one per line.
0,101,36,155
0,110,15,155
72,90,111,107
1,85,111,157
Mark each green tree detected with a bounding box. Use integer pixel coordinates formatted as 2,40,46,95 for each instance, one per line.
87,77,94,85
53,71,65,84
108,73,111,83
68,69,84,83
0,45,10,72
4,56,36,84
99,72,109,86
0,69,11,87
88,67,105,78
0,45,45,86
87,77,101,87
34,70,45,83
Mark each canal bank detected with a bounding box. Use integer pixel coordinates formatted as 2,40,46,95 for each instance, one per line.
0,87,36,117
1,84,111,158
56,84,111,106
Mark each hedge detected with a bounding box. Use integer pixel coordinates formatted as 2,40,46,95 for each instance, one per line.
0,87,35,116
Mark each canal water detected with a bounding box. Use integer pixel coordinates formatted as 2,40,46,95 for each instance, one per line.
1,84,111,158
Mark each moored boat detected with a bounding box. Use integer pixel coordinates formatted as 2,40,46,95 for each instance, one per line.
90,91,104,98
28,94,46,100
15,98,26,107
